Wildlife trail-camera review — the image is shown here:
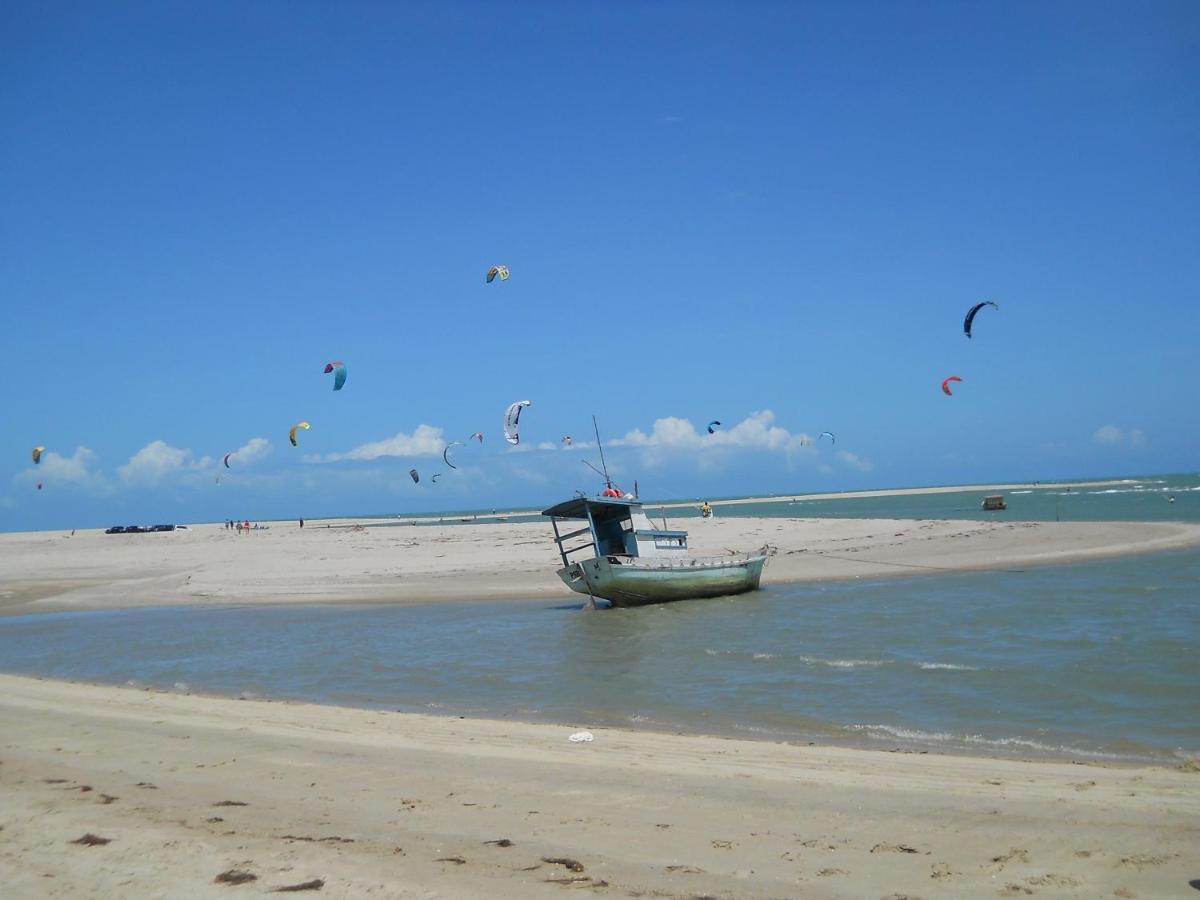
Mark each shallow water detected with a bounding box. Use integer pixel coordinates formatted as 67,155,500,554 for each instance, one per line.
667,472,1200,524
375,472,1200,528
2,550,1196,764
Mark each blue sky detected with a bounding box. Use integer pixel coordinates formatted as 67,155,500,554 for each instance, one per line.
2,1,1197,530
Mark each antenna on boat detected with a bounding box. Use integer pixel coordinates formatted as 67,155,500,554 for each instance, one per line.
581,459,608,482
592,415,612,489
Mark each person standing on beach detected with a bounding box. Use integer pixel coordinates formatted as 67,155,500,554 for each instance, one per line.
299,518,304,528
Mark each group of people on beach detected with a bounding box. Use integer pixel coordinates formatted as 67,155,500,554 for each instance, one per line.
224,519,253,533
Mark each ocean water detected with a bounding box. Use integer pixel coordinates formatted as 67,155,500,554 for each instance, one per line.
2,549,1196,765
666,471,1200,523
373,472,1200,528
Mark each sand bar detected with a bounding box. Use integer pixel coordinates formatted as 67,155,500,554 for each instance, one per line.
0,674,1195,898
2,515,1199,616
657,478,1149,509
390,479,1147,522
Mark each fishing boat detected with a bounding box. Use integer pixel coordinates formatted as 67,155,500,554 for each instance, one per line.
542,495,770,608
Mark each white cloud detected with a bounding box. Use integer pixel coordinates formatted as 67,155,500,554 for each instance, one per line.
36,446,102,483
308,424,445,462
15,446,114,496
836,450,874,472
612,411,811,452
118,440,212,483
1093,425,1146,447
225,437,272,467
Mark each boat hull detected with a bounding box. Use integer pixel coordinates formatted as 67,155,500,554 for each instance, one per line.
557,551,768,607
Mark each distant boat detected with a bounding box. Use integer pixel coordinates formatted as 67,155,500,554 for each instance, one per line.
542,496,769,608
981,494,1007,511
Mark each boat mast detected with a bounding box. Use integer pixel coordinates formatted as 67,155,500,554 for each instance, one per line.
592,415,612,489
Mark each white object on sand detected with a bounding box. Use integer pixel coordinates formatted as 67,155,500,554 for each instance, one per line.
568,731,594,743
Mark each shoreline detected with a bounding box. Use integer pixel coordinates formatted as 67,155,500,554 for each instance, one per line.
351,477,1157,524
1,674,1195,898
3,515,1199,617
0,669,1185,769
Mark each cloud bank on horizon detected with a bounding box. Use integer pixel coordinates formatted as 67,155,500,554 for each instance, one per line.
1093,424,1147,448
11,412,862,497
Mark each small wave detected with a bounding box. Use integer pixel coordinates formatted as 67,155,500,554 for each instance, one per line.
848,723,1156,762
798,656,890,669
1010,490,1033,494
848,723,954,742
960,733,1146,761
916,662,980,671
753,653,776,660
730,722,788,736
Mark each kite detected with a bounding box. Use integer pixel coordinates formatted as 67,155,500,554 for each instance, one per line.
323,361,347,391
941,375,963,396
443,441,464,469
223,453,233,468
504,400,531,445
36,481,43,491
562,436,573,446
409,468,420,484
431,473,442,483
469,432,484,443
963,301,999,339
32,446,44,464
289,421,311,447
819,431,836,444
486,265,510,283
707,420,721,434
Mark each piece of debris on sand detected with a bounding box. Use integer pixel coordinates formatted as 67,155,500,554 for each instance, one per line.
213,800,249,807
541,856,585,872
269,879,325,892
70,834,111,846
70,835,111,849
214,869,257,885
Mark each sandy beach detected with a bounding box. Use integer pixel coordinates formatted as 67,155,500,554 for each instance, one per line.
1,675,1196,899
3,510,1199,897
2,512,1199,617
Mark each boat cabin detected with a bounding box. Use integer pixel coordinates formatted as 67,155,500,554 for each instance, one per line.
981,494,1007,511
542,497,689,569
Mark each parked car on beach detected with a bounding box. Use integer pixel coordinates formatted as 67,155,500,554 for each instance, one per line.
104,526,125,534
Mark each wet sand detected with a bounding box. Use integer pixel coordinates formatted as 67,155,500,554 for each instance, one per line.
0,675,1195,899
2,515,1199,616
